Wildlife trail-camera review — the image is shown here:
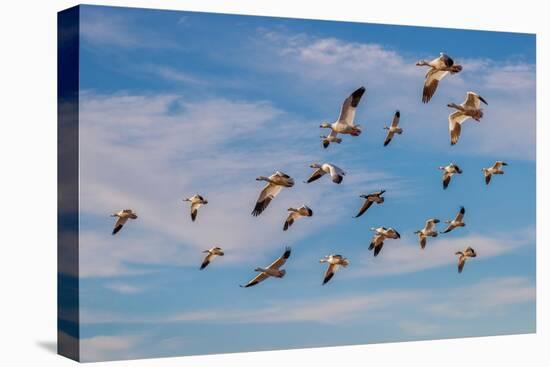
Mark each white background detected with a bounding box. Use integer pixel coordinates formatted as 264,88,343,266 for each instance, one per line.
0,0,547,365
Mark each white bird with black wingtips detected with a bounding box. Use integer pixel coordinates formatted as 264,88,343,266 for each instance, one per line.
183,194,208,222
200,246,224,270
383,111,403,146
252,171,294,216
483,161,508,185
354,190,385,218
320,86,366,148
368,227,401,257
305,163,345,184
319,254,349,285
439,163,463,189
110,209,138,235
283,205,313,231
416,52,463,103
414,218,440,249
455,246,477,273
448,92,488,145
441,207,466,234
240,247,291,288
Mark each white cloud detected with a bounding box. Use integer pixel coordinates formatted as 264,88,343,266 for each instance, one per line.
347,229,534,278
251,30,536,160
80,10,178,49
77,92,399,277
80,334,142,362
104,282,144,294
79,276,534,329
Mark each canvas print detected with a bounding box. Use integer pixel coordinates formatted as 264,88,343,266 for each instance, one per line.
58,5,536,362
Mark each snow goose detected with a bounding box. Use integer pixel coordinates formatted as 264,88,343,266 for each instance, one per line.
383,111,403,146
283,205,313,231
483,161,508,185
252,171,295,216
240,247,291,288
354,190,385,218
439,163,463,189
319,254,349,285
414,218,440,249
319,86,366,147
455,246,477,273
368,227,401,257
441,206,466,234
320,131,342,149
305,163,345,184
183,194,208,222
110,209,138,235
448,92,488,145
416,52,463,103
200,246,224,270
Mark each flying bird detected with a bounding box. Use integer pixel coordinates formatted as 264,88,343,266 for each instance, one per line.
441,206,466,234
368,227,401,257
383,111,403,146
252,171,294,216
414,218,440,249
283,205,313,231
200,246,224,270
240,247,291,288
439,163,463,189
320,133,342,149
354,190,385,218
448,92,488,145
110,209,138,235
320,86,366,148
416,52,463,103
483,161,508,185
305,163,345,184
319,254,349,285
455,246,477,273
183,194,208,222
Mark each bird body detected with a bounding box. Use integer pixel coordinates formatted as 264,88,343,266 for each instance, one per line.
110,209,138,235
355,190,385,218
416,53,463,103
415,218,440,249
448,92,488,145
284,205,313,231
320,86,366,148
455,246,477,273
439,163,463,189
305,163,345,184
252,171,294,216
441,207,466,234
200,246,224,270
241,247,291,287
483,161,508,185
184,194,208,222
383,111,403,146
368,227,401,256
319,254,349,285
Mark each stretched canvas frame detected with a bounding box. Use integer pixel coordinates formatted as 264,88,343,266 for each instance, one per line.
58,4,536,362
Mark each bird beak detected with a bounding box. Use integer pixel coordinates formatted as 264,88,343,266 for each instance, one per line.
478,96,488,105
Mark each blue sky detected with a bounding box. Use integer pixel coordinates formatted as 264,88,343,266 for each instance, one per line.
66,5,535,362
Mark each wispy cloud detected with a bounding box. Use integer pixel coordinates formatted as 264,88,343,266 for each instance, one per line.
77,91,400,277
80,10,178,49
347,228,534,278
248,30,536,160
79,276,534,327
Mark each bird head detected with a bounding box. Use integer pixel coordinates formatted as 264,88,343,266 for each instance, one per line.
319,122,331,128
310,163,321,169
